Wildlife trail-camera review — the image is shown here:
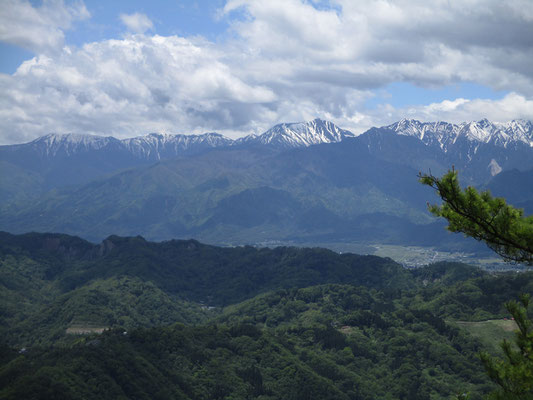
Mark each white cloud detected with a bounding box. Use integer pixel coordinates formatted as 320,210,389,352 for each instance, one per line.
423,93,533,123
120,12,153,34
371,93,533,126
0,0,89,54
0,35,277,143
223,0,533,93
1,0,533,144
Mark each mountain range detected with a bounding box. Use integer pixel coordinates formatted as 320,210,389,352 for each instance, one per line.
1,118,532,253
386,119,533,149
1,118,354,164
3,117,532,162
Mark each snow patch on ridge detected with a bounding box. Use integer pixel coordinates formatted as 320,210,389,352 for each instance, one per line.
385,119,533,151
30,133,117,157
488,159,502,176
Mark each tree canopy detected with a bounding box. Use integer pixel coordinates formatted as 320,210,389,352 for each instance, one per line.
420,169,533,399
480,294,533,400
419,169,533,265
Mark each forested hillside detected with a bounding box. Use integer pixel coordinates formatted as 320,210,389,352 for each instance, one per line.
1,232,532,399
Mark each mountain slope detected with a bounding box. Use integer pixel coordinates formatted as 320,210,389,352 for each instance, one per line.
2,117,532,196
485,167,533,214
0,232,507,399
0,282,494,400
7,231,533,399
0,119,355,203
362,119,533,184
0,231,413,346
0,131,234,198
2,118,532,250
0,138,453,247
121,132,233,161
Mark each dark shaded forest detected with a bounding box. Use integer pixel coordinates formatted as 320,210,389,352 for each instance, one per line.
1,232,531,399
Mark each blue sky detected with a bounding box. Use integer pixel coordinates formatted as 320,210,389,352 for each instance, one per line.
0,0,232,73
65,0,232,46
366,82,506,109
0,0,532,144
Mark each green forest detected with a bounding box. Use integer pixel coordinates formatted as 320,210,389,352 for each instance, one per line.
1,231,532,399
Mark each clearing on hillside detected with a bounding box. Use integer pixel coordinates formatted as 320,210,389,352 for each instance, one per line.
453,319,517,355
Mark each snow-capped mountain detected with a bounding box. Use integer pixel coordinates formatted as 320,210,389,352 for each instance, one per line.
3,117,533,249
0,131,234,166
24,133,121,157
385,119,533,151
236,118,356,148
4,118,533,178
1,118,356,165
360,118,533,183
0,119,357,191
122,132,233,161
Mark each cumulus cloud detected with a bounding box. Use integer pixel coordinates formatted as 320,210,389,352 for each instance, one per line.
120,12,153,34
223,0,533,93
0,0,90,54
410,93,533,124
364,93,533,128
1,0,533,143
0,35,277,143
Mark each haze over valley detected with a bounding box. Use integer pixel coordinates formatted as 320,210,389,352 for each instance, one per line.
2,117,532,267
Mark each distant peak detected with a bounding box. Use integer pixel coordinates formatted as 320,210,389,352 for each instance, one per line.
134,131,229,140
398,118,420,124
24,132,116,157
380,118,533,149
33,132,116,146
244,118,355,148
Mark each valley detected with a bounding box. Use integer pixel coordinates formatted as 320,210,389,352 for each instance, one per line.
1,231,532,399
254,240,512,270
1,118,532,399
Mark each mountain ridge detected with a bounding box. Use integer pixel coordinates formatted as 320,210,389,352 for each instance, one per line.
2,117,533,251
385,118,533,150
2,118,356,161
5,117,532,158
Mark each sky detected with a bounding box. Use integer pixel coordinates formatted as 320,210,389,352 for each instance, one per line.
1,0,533,144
